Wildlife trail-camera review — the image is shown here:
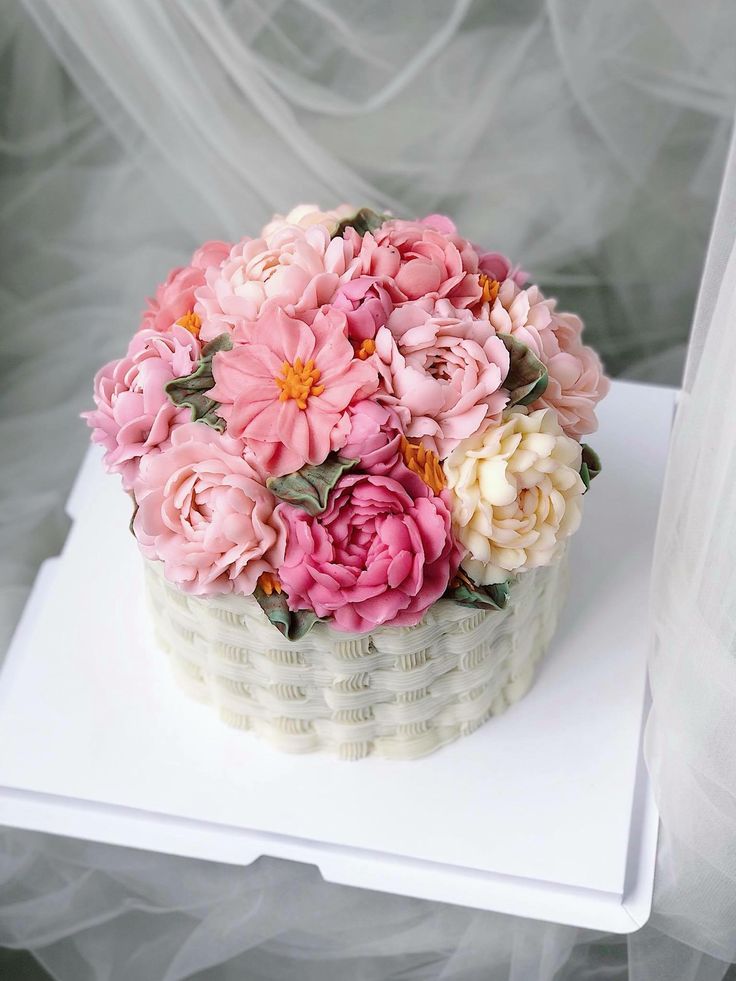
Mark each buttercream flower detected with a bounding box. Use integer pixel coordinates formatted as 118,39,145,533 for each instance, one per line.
444,408,585,585
478,251,527,287
261,203,357,238
209,306,378,476
83,325,201,489
374,298,510,458
331,275,395,342
277,469,461,633
358,217,482,308
195,224,362,339
133,424,284,596
489,280,609,437
140,241,230,335
341,399,405,474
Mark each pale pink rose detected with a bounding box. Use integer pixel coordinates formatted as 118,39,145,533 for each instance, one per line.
140,241,230,333
358,217,482,308
195,224,362,340
330,275,395,342
374,298,510,458
83,326,201,489
133,424,284,596
341,399,405,474
277,467,461,633
209,306,378,477
261,203,357,238
489,280,609,437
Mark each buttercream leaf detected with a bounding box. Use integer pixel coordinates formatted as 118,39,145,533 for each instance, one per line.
445,568,511,611
165,332,233,431
580,443,602,492
253,585,322,640
333,207,391,239
267,454,359,515
498,333,548,406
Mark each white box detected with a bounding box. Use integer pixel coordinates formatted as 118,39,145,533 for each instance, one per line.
0,380,674,932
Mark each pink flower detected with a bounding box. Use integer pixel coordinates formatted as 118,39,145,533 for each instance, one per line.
261,203,357,238
277,468,461,633
331,275,395,342
83,326,201,489
140,241,230,334
209,306,378,477
341,399,405,474
133,424,285,596
374,298,510,458
477,251,527,288
489,281,609,437
358,217,482,308
195,224,362,340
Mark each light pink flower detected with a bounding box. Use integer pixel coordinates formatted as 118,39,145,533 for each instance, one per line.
195,224,362,340
83,326,201,489
357,216,482,308
140,241,230,334
133,424,285,596
341,399,405,474
277,467,461,633
261,203,357,238
489,280,609,437
374,298,510,458
209,306,378,477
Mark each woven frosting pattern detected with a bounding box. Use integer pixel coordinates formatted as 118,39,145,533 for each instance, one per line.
145,553,568,760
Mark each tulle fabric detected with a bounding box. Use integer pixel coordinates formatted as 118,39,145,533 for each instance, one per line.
1,1,736,978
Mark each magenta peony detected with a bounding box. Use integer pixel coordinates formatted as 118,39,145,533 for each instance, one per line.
209,306,378,477
358,216,482,308
374,298,510,458
83,325,201,489
133,423,285,596
277,467,461,633
195,224,362,340
140,241,230,334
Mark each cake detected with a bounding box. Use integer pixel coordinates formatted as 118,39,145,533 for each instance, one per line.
84,205,609,759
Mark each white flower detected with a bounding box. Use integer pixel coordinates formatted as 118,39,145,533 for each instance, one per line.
443,408,585,584
261,203,357,238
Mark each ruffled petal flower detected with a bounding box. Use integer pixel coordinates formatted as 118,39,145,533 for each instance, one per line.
140,241,231,335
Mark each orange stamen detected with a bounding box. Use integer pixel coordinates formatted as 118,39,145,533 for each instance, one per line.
274,357,324,410
257,572,282,596
478,274,500,306
176,310,202,337
356,338,376,360
400,436,446,494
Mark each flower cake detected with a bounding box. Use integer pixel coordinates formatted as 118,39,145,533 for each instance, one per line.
85,205,609,759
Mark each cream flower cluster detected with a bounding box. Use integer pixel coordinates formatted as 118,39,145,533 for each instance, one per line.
444,408,585,585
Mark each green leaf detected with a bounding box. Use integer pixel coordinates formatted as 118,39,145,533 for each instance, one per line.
580,443,602,493
333,207,391,239
445,568,511,611
165,332,233,431
267,454,359,515
498,333,549,407
253,584,322,641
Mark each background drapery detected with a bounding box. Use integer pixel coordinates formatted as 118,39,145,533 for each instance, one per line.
1,1,736,978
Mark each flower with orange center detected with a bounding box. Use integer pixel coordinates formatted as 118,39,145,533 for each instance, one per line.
257,571,282,596
356,338,376,361
478,274,500,306
209,306,378,477
176,310,202,337
400,436,446,494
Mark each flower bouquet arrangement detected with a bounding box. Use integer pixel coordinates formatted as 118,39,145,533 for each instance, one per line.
85,205,609,758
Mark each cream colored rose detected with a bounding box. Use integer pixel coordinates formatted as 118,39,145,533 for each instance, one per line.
261,204,357,238
443,408,585,584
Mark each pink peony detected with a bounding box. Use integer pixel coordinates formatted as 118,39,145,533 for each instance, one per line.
195,224,362,340
277,468,461,633
133,424,285,596
357,216,482,308
209,306,378,477
330,275,395,342
341,399,405,474
490,280,608,437
140,241,230,334
83,326,201,489
374,298,510,458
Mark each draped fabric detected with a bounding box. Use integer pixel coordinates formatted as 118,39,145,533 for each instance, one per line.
1,1,735,978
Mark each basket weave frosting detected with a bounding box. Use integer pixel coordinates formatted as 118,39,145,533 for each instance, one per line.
145,550,568,760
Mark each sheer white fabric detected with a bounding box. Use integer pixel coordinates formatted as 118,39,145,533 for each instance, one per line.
1,1,736,978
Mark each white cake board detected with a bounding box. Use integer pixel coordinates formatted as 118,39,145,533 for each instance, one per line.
0,380,673,932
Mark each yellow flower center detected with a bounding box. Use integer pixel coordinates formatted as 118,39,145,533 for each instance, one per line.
257,572,282,596
478,274,500,306
275,357,325,410
356,338,376,360
400,436,446,494
176,310,202,337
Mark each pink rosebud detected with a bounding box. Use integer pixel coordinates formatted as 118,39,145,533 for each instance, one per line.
341,399,405,474
330,275,395,342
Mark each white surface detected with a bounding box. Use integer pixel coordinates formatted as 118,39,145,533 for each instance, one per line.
0,380,674,932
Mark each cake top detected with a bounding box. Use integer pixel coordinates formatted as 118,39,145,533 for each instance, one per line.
85,205,608,638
